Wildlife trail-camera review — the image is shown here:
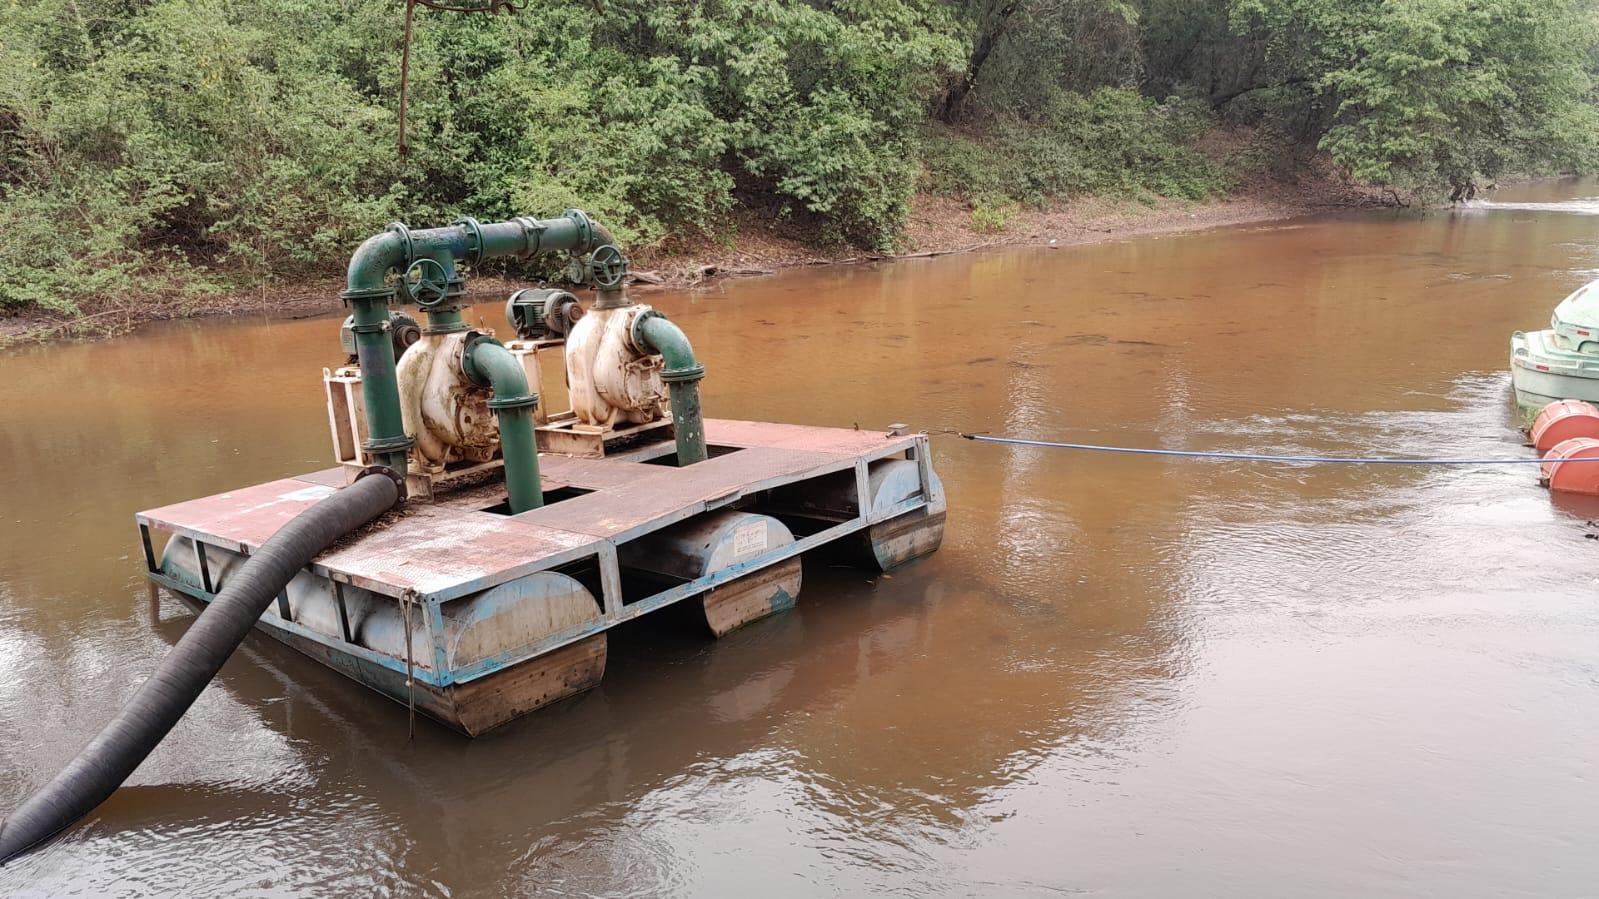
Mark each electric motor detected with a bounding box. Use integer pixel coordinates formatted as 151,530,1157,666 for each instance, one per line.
506,288,584,340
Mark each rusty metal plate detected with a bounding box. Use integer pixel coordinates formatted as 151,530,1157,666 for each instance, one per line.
138,418,920,600
513,445,842,539
431,471,575,512
315,505,598,598
294,468,349,488
138,478,339,551
537,454,679,491
704,419,915,456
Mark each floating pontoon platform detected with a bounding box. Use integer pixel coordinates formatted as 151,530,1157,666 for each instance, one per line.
137,419,944,735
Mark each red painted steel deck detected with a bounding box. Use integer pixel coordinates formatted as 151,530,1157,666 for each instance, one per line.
137,420,917,601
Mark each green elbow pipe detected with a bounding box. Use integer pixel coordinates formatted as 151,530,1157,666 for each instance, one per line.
634,312,708,466
338,209,617,487
343,211,610,299
463,335,544,513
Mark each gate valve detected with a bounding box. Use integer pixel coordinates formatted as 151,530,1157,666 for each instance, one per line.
403,257,455,308
571,244,629,290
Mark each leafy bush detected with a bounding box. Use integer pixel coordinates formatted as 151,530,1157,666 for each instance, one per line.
923,88,1231,208
8,0,1596,317
970,200,1018,233
0,0,407,313
0,0,965,312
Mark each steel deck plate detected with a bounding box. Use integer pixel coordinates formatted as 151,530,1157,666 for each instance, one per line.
513,444,841,539
138,478,340,551
704,419,915,456
138,420,919,597
314,505,596,598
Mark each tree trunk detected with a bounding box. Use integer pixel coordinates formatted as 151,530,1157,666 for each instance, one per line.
939,1,1019,122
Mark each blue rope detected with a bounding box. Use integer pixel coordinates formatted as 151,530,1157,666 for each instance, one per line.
958,433,1588,465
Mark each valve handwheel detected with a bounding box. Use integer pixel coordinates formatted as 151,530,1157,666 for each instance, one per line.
587,244,628,290
404,257,452,307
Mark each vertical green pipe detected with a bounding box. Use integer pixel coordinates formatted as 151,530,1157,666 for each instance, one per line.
494,407,542,513
662,377,707,466
634,313,708,466
348,296,413,474
463,335,544,512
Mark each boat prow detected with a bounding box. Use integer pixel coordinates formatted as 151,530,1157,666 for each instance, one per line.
1510,279,1599,421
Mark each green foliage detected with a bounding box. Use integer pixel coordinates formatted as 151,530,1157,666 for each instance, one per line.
1315,0,1599,196
1211,0,1599,195
0,0,964,312
970,200,1018,232
6,0,1599,315
924,89,1231,206
0,0,407,313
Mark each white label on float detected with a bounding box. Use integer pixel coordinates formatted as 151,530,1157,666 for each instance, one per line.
733,521,767,558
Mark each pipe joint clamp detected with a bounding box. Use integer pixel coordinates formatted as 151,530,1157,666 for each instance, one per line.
487,393,540,412
453,217,484,266
363,434,415,453
661,364,706,384
342,286,397,306
513,217,547,257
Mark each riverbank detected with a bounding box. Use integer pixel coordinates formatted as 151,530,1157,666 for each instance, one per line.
0,163,1394,347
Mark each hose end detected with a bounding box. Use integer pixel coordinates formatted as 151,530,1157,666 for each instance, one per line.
355,466,407,506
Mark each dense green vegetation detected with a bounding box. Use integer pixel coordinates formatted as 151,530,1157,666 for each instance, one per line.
3,0,1598,314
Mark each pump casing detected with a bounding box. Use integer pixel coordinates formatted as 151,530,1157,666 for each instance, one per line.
564,305,669,428
396,331,502,471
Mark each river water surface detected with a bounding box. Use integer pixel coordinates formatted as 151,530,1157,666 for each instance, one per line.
4,181,1599,896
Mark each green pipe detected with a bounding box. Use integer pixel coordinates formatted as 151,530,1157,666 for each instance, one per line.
347,297,413,475
462,334,543,512
343,212,607,299
339,210,615,484
634,312,708,466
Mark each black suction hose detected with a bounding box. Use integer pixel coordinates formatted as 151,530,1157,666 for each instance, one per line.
0,473,399,864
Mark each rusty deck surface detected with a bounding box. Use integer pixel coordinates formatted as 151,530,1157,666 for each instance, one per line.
138,419,917,601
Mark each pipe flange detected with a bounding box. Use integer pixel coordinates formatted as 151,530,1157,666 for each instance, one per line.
341,285,397,305
363,434,415,454
660,364,706,384
562,208,594,251
384,221,415,265
627,308,662,354
453,217,485,266
355,464,409,502
486,393,540,412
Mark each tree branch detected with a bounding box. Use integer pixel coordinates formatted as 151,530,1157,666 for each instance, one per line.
1209,75,1313,109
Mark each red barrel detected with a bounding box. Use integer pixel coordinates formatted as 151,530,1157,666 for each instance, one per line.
1530,399,1599,455
1540,437,1599,494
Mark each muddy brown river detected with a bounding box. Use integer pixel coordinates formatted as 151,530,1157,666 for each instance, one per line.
4,180,1599,896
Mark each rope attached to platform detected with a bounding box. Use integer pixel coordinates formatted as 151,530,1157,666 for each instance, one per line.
954,433,1590,465
401,588,420,741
